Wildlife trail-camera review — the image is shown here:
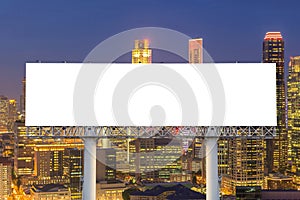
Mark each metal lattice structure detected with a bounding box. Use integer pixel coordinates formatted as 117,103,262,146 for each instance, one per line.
26,126,275,139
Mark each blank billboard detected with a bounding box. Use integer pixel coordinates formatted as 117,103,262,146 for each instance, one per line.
25,63,276,126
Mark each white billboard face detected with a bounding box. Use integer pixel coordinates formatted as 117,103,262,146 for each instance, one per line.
25,63,276,127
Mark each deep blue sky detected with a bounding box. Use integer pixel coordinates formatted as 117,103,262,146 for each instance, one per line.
1,0,300,99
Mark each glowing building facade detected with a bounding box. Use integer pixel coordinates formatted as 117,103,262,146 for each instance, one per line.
96,148,116,182
14,120,36,176
30,184,71,200
223,137,264,194
64,148,83,200
0,132,14,158
130,138,182,182
263,32,286,173
0,157,12,199
96,181,126,200
132,39,152,64
189,38,203,63
287,56,300,189
0,96,9,132
20,78,26,116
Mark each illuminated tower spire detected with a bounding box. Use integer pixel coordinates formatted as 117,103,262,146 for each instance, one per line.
132,39,152,64
189,38,203,63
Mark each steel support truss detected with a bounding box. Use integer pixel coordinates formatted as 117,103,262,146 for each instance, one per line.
26,126,275,139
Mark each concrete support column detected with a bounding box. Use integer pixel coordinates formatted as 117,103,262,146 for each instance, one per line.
205,127,219,200
82,134,99,200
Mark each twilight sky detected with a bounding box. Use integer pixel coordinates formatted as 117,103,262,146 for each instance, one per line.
1,0,300,99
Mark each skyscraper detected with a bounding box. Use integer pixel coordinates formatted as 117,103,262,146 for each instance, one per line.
132,39,152,64
223,137,264,194
0,157,12,199
0,132,14,158
33,143,83,186
96,148,116,182
7,99,17,131
263,32,286,173
20,78,26,115
0,96,9,132
189,38,203,63
287,56,300,189
64,148,83,199
14,120,35,177
130,137,182,182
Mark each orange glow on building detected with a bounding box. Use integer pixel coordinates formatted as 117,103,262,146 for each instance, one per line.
264,32,283,40
132,39,152,64
189,38,203,63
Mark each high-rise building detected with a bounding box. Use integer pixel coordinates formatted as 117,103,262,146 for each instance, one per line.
0,96,17,132
189,38,203,63
34,144,65,178
218,139,229,178
132,39,152,63
64,148,83,200
7,99,17,131
0,132,14,158
130,138,182,182
107,128,130,173
96,148,116,182
287,56,300,189
20,78,26,116
33,143,83,186
0,157,12,199
263,32,286,173
14,120,36,177
0,96,9,132
223,137,264,194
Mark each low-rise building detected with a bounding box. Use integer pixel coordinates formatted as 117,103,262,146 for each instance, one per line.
30,184,71,200
264,173,295,190
130,184,205,200
96,180,127,200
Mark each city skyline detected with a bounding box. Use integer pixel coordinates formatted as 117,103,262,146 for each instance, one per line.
1,0,300,99
0,33,299,199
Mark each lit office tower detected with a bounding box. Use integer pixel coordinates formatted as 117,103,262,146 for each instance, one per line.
33,143,83,185
64,148,83,200
263,32,286,173
34,144,66,183
0,132,14,158
130,138,182,182
0,96,17,133
287,56,300,189
0,96,9,132
20,78,26,116
96,148,116,182
7,99,17,131
223,137,264,195
132,39,152,63
189,38,203,63
0,157,12,199
14,120,36,177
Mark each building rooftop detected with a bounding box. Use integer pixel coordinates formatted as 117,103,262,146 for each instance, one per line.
130,184,205,199
264,32,283,40
31,184,69,193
